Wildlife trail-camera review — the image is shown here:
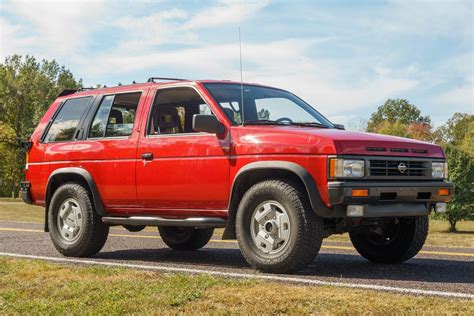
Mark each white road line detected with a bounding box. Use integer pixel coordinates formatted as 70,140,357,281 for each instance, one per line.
1,252,472,299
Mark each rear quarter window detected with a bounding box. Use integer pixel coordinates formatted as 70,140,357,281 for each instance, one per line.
43,97,91,143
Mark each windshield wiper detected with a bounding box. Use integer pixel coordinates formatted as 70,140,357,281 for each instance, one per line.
244,119,290,126
288,122,330,128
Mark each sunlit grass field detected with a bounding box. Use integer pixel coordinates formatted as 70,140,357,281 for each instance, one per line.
1,258,472,314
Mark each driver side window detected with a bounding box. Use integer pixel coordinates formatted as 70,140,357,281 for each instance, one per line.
148,87,213,135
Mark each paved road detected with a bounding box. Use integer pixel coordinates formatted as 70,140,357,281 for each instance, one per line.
1,220,473,299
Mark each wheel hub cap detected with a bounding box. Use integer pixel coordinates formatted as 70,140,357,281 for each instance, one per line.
251,201,291,255
57,198,83,242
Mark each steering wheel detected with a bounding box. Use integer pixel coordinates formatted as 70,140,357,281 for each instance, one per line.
276,117,293,124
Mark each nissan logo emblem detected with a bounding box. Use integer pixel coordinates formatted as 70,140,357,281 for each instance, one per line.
398,163,407,174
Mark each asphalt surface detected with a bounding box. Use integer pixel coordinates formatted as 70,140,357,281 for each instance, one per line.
1,220,473,298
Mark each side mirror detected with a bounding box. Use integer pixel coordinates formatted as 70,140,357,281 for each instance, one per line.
193,114,225,134
333,124,345,130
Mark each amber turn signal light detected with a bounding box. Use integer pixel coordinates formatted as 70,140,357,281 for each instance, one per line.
438,188,450,196
329,159,337,178
352,189,369,197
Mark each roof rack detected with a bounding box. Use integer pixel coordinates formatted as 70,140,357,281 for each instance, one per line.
57,89,77,97
147,77,188,83
56,86,100,98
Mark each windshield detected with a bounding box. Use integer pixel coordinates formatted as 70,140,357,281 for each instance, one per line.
203,83,333,127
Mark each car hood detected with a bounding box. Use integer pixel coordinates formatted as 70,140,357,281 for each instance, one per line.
235,126,445,158
317,129,444,158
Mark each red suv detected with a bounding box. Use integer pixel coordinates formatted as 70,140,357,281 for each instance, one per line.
21,78,453,273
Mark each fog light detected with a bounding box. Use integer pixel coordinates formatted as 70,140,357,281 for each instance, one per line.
434,202,447,213
438,188,450,196
347,205,364,217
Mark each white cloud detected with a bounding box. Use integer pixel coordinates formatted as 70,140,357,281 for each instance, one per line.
184,0,270,29
433,79,474,114
74,36,419,125
110,9,193,50
0,18,36,58
1,0,107,58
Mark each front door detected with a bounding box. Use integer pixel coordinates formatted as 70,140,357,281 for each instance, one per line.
136,86,230,217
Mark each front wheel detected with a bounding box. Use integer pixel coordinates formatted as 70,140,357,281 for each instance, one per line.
349,216,429,263
158,227,214,250
236,179,324,273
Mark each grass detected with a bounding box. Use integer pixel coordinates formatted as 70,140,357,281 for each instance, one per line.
0,258,472,314
0,201,472,247
0,201,44,223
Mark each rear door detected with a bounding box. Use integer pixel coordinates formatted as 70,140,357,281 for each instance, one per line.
70,90,148,210
135,85,230,216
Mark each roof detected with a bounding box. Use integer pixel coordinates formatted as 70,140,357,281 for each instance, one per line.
57,79,277,99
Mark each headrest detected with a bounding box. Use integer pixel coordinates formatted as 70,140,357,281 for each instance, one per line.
158,105,180,129
108,109,123,124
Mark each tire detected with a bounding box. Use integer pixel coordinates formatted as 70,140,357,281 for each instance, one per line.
236,179,324,273
48,183,109,257
158,226,214,250
349,216,429,263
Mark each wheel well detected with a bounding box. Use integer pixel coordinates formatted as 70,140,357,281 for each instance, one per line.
44,173,96,232
222,169,310,239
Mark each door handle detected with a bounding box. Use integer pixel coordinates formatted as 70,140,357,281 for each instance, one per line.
141,153,153,160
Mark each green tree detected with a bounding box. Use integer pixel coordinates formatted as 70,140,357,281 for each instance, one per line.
373,121,410,138
434,113,474,156
367,99,433,141
367,99,431,131
0,55,81,196
459,120,474,158
440,145,474,232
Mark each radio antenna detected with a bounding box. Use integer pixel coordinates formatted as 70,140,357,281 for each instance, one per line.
239,27,245,125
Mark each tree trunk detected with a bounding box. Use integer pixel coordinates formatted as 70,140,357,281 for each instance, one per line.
448,220,457,233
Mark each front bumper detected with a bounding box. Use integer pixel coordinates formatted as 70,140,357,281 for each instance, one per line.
327,181,454,218
19,181,33,204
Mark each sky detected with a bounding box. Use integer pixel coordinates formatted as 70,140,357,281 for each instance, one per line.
0,0,472,129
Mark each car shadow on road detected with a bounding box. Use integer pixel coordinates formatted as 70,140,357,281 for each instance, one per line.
96,248,473,285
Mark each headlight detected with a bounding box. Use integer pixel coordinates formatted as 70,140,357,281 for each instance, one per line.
329,158,365,178
432,162,448,179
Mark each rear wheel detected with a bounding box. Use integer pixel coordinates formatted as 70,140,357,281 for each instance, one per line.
158,227,214,250
236,179,324,273
349,216,428,263
48,183,109,257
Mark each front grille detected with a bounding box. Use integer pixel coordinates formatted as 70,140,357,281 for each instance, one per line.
369,159,430,177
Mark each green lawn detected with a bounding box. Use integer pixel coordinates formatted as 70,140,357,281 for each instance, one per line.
0,258,471,314
1,201,472,248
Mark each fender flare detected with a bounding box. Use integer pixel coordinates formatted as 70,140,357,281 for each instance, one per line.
230,161,324,212
44,167,105,231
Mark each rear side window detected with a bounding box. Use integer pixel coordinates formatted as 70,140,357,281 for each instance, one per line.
43,97,91,143
89,92,141,138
